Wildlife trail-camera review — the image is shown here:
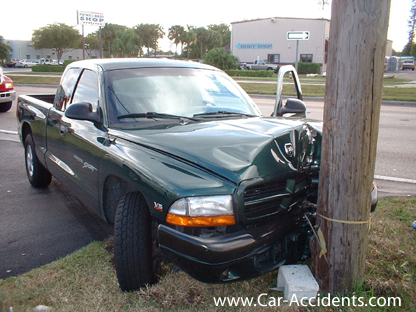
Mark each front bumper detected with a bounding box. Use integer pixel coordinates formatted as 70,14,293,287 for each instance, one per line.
158,217,312,283
0,90,16,104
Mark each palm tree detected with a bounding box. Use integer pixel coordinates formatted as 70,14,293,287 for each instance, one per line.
135,24,165,57
182,26,196,60
112,29,141,57
101,23,128,58
168,25,184,58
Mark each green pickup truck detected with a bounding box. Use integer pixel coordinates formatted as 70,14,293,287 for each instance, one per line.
17,59,376,291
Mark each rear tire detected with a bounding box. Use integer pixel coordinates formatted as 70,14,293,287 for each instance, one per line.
24,134,52,188
114,192,160,291
0,102,12,112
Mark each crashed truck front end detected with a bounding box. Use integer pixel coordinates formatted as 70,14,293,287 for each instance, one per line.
158,121,322,283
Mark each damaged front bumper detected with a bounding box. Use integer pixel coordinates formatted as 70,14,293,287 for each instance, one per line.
158,211,314,283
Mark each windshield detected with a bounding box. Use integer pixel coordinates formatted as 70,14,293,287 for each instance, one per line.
104,67,262,126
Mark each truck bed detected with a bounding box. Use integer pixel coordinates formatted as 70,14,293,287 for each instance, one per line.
25,94,55,104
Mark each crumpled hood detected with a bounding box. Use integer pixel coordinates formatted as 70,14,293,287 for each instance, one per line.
112,117,322,183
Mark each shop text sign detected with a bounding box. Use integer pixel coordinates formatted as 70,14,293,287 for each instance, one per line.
236,43,273,49
77,11,105,26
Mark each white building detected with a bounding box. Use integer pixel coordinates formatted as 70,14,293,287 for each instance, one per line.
231,17,331,71
5,40,99,62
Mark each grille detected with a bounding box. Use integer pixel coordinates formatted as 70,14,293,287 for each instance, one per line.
243,180,288,219
243,176,312,220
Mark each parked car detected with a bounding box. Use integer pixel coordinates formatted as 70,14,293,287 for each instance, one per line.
15,59,38,68
39,58,63,66
16,59,378,292
0,67,16,112
4,58,19,68
237,62,247,70
401,59,415,70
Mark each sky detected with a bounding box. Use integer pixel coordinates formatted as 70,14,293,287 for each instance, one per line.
0,0,412,52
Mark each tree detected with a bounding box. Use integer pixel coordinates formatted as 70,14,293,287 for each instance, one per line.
168,25,184,58
112,29,141,58
182,25,197,60
32,23,81,63
208,23,231,47
0,36,12,61
203,47,238,70
403,0,416,55
101,23,128,58
85,33,100,58
134,24,165,57
194,27,222,59
410,43,416,58
312,0,390,294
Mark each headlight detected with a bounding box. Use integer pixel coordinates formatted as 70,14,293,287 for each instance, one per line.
166,195,235,227
5,82,13,89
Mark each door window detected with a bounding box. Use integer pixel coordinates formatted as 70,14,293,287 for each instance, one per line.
71,69,99,111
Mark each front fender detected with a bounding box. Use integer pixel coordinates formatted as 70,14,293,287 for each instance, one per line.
100,138,237,222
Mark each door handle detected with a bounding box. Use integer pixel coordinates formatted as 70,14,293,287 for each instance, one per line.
59,124,67,136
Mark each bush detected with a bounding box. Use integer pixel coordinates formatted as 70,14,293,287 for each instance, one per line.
295,62,321,74
225,70,274,77
32,65,64,73
64,59,79,67
203,48,238,70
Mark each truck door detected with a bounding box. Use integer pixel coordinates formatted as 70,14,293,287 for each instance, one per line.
46,68,105,214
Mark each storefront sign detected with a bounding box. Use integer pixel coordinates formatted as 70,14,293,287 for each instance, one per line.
236,43,273,49
77,11,105,26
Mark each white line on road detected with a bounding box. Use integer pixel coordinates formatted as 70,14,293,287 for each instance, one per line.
374,175,416,184
0,130,18,135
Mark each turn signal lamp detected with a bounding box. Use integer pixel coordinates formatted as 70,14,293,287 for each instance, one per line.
166,195,235,227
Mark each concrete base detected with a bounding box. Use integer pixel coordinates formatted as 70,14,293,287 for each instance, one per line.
276,265,319,301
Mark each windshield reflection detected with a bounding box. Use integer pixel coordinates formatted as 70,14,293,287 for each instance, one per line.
105,67,262,126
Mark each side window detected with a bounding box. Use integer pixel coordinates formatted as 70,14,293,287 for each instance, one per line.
54,68,82,111
71,69,99,111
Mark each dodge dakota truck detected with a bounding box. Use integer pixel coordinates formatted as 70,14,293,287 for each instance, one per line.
17,59,377,291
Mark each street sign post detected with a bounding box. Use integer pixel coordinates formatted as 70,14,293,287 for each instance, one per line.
287,31,310,40
287,31,310,72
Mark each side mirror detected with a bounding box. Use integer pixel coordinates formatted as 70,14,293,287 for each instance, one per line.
65,102,101,123
277,98,307,117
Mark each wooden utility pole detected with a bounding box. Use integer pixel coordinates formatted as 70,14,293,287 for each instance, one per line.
312,0,391,294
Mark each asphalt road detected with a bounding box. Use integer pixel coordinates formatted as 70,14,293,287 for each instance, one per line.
0,140,113,279
0,83,415,279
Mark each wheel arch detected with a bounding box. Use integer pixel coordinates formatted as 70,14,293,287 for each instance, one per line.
21,122,32,146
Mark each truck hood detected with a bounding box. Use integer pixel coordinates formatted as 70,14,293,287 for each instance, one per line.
111,117,322,183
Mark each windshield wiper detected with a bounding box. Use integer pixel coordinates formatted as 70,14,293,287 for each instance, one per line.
118,112,198,121
193,111,257,118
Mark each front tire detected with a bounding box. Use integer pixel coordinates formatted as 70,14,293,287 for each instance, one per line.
114,192,160,291
0,102,12,112
24,135,52,188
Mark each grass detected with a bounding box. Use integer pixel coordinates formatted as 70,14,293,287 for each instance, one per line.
239,82,416,101
1,198,415,311
6,73,416,101
8,75,61,85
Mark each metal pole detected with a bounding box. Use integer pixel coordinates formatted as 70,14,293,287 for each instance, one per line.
82,25,86,60
295,40,299,72
99,27,103,58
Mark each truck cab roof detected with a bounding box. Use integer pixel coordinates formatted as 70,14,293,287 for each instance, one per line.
66,58,220,72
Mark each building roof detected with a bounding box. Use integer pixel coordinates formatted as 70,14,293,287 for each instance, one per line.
231,16,330,25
